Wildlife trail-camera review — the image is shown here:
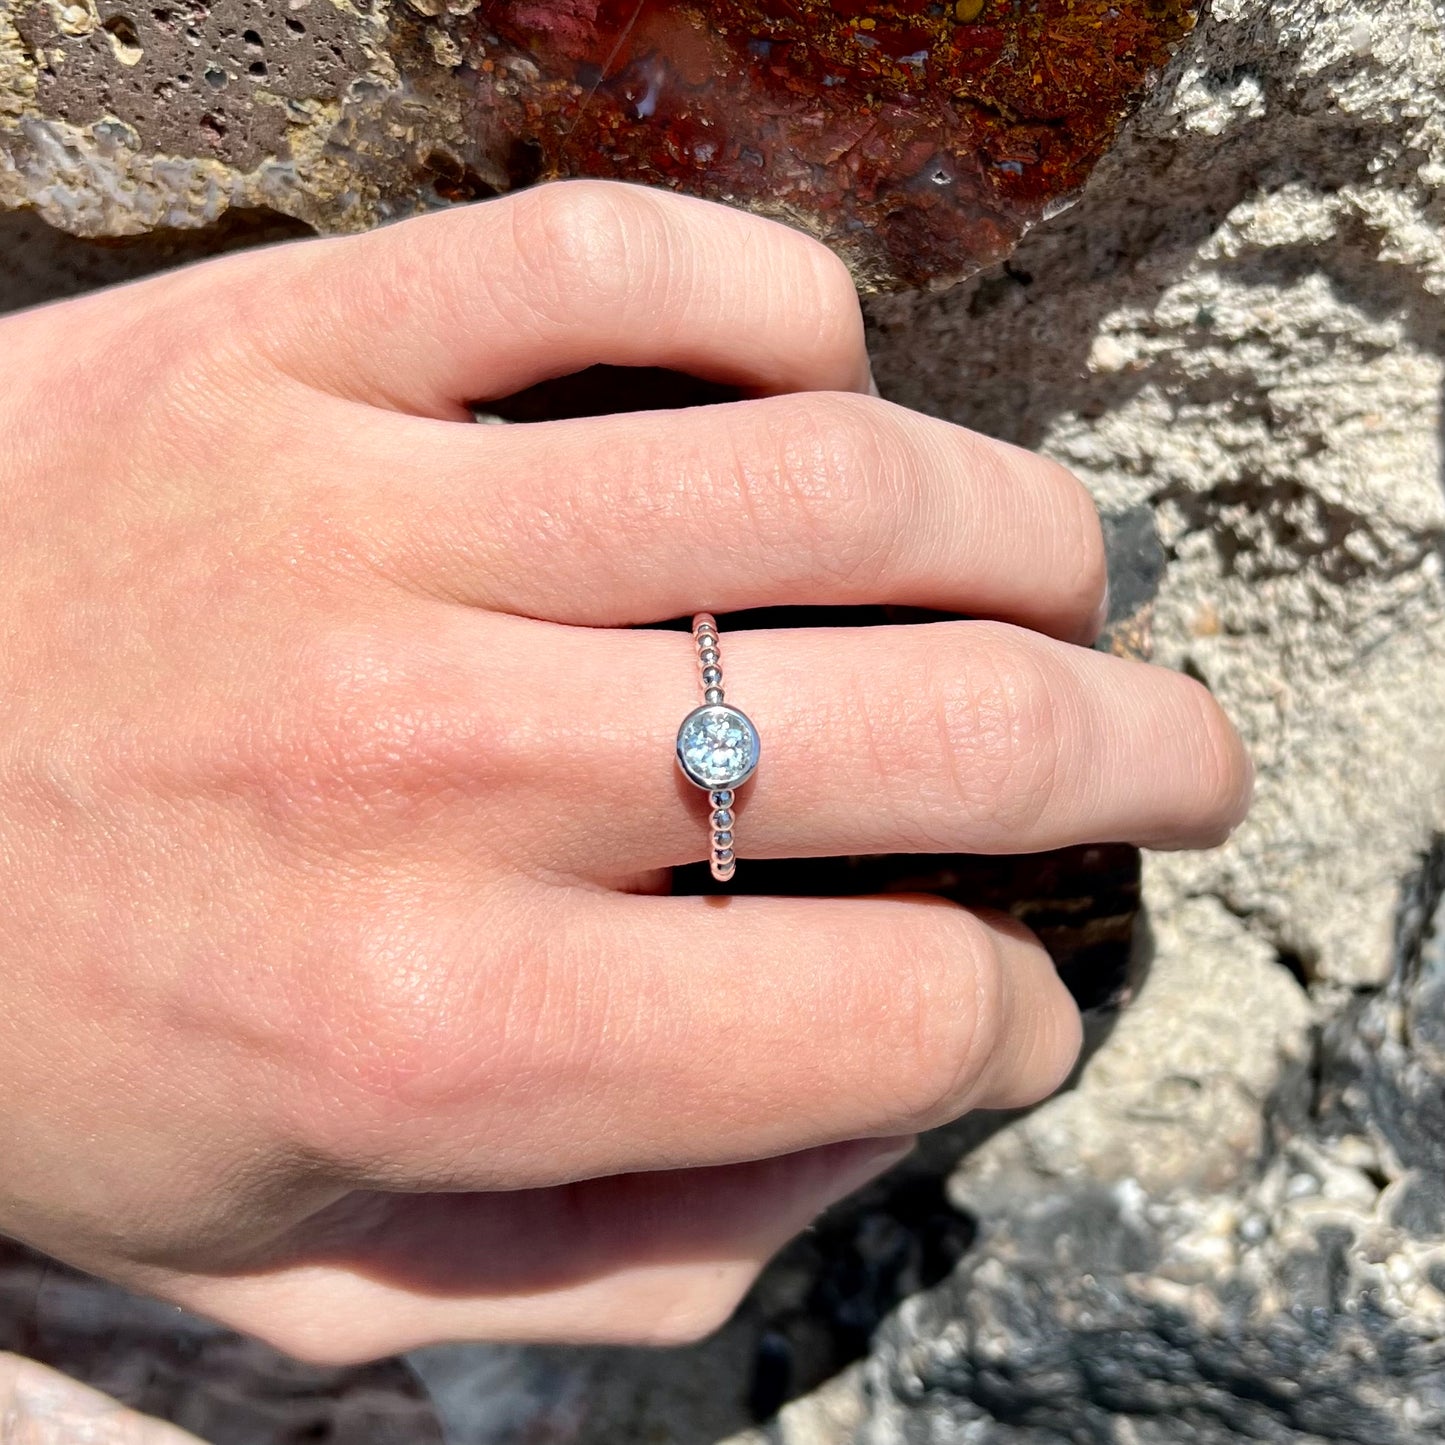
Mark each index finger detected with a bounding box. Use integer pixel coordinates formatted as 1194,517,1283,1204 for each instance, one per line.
241,182,873,418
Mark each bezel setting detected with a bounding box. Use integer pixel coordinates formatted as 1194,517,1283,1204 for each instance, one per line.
675,703,761,791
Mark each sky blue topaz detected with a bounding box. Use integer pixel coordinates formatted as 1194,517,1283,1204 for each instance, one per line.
676,705,760,790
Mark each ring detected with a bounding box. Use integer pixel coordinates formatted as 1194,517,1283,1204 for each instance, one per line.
675,613,761,883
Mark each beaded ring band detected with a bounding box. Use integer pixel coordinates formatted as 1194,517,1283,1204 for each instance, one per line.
674,613,761,883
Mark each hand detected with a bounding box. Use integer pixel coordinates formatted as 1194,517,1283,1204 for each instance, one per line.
0,182,1250,1364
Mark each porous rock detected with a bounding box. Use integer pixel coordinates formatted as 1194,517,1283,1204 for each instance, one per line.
731,0,1445,1436
0,0,1201,287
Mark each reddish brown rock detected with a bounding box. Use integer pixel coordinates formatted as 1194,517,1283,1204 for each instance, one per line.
446,0,1202,286
0,0,1198,289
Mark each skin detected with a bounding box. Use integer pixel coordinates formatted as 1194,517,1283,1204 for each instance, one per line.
0,181,1252,1367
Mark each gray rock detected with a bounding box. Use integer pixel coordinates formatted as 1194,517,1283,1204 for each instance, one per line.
834,847,1445,1445
735,0,1445,1434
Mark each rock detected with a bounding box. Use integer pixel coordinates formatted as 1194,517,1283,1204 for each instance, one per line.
435,0,1201,289
823,847,1445,1445
0,1352,207,1444
0,0,1201,288
951,893,1314,1204
0,1241,443,1445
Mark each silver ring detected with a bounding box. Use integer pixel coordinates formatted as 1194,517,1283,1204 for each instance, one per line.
675,613,760,883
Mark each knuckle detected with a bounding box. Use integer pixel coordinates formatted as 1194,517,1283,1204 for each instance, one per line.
956,436,1108,633
285,629,423,791
749,393,906,590
885,913,1005,1128
1177,675,1254,843
289,903,519,1158
1037,988,1086,1099
155,244,344,404
1052,464,1109,626
795,241,868,361
506,180,655,325
268,624,514,814
980,925,1082,1110
39,281,248,461
621,1270,752,1347
323,225,437,349
292,898,587,1174
930,625,1065,834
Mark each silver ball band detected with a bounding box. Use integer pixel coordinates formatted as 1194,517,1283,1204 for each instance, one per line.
674,613,761,884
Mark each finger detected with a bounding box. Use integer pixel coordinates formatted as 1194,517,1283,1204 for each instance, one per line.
236,182,871,418
357,391,1107,642
410,612,1250,873
303,889,1078,1189
156,1139,913,1361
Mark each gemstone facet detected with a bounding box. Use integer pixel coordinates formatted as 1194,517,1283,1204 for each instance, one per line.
676,705,761,790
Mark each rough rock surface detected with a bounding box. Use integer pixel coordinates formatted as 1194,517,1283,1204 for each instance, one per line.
2,0,1445,1442
0,1241,443,1443
0,0,1202,288
1,1353,207,1443
737,0,1445,1437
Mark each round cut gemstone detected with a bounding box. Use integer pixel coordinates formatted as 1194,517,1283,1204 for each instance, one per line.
676,705,760,790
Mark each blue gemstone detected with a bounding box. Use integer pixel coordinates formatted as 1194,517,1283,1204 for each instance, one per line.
676,705,759,789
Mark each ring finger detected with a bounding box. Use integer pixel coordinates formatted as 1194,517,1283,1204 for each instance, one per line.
395,609,1253,875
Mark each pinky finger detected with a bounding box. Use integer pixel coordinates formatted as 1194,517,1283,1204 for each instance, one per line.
145,1138,915,1363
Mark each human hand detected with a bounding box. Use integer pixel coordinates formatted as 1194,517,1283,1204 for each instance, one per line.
0,182,1250,1363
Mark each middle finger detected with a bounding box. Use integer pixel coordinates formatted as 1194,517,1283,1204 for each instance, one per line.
353,391,1108,644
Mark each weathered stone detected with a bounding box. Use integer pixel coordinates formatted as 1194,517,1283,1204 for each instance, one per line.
0,1353,206,1444
11,0,369,172
0,0,1201,287
816,849,1445,1445
442,0,1201,288
0,1240,443,1445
